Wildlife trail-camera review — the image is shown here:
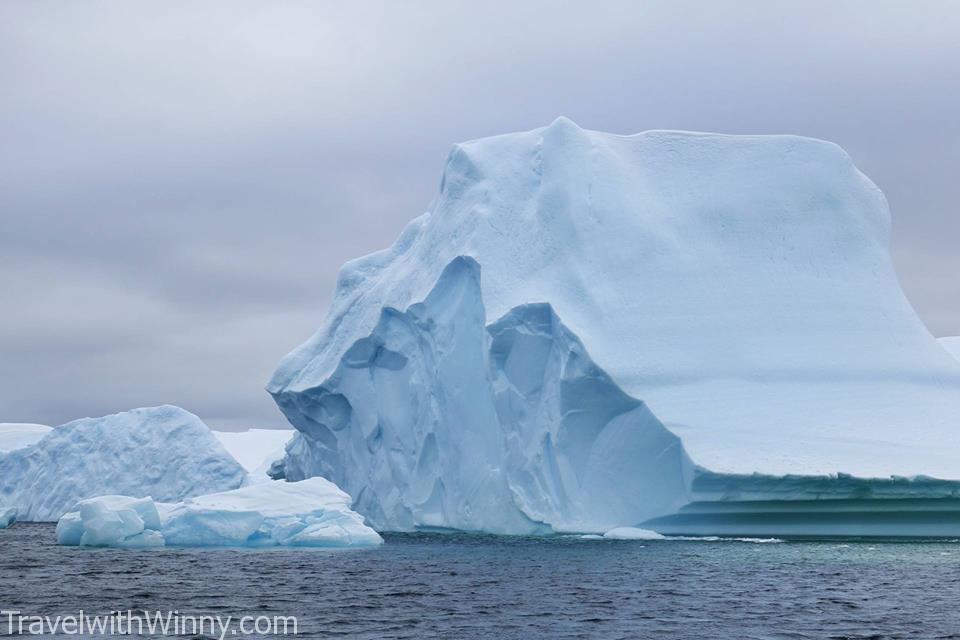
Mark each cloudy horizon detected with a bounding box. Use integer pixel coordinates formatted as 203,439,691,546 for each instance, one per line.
1,1,957,430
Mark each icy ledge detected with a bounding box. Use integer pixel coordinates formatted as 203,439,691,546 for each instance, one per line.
272,257,694,534
56,478,382,548
0,406,246,522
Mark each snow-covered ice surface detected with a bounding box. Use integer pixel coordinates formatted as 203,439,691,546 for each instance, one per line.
0,507,14,528
0,406,247,522
941,337,960,362
57,478,382,548
212,428,293,482
0,423,51,453
269,119,960,535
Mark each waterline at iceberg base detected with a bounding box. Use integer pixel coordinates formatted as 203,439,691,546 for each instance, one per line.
267,119,960,538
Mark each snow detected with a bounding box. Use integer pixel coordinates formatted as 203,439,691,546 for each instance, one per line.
0,507,15,528
0,423,51,453
212,428,292,481
57,478,382,548
268,118,960,535
603,527,665,540
941,337,960,362
0,406,247,522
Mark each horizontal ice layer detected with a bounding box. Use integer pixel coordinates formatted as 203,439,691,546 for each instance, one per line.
57,478,382,548
0,423,51,453
639,470,960,537
212,428,293,482
270,119,960,483
0,406,247,521
273,257,693,533
0,507,14,528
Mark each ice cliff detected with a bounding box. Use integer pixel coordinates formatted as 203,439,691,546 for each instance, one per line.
275,257,692,533
269,119,960,535
56,478,381,548
0,406,246,521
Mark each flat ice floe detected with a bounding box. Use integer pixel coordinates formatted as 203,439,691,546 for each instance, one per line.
602,527,666,540
57,478,382,548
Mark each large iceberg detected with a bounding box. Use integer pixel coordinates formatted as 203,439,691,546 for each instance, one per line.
0,423,51,453
56,478,382,548
268,119,960,536
0,406,246,522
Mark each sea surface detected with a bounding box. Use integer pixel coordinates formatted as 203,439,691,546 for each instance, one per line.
2,523,959,639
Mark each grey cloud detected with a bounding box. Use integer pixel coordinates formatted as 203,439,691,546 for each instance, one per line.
1,0,957,428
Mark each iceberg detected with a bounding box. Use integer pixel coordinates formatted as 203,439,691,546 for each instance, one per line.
57,478,382,548
0,423,51,453
0,506,15,528
268,119,960,536
602,527,665,541
0,406,246,522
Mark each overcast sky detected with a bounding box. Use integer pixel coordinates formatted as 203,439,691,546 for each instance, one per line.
1,1,957,430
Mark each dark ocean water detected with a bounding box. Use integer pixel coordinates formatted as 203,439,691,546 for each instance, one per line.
2,523,960,639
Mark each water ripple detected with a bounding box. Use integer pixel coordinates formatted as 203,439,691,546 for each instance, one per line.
1,525,959,638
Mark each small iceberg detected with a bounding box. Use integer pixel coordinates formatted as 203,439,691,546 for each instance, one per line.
602,527,665,540
0,507,15,529
56,496,164,548
57,478,382,548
